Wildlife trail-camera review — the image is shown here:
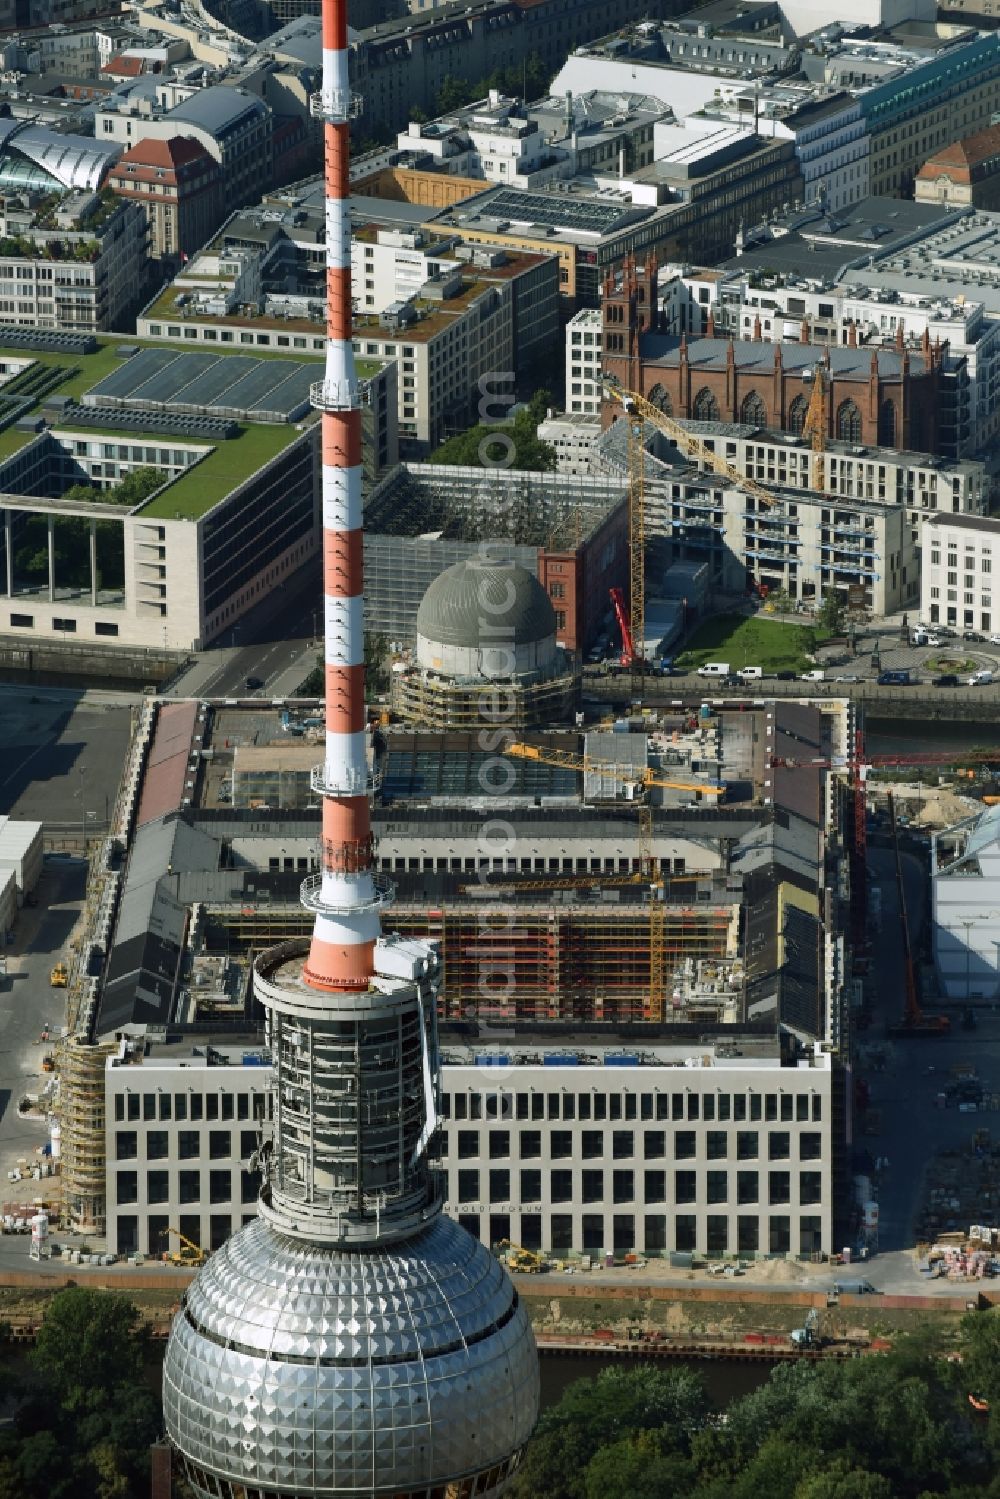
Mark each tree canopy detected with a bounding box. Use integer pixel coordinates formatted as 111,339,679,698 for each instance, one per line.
510,1324,1000,1499
0,1288,160,1499
431,388,556,472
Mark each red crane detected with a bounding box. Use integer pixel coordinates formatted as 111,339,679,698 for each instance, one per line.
609,586,635,668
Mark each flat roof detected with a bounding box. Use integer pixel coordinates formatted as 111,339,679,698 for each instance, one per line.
0,336,313,521
924,512,1000,535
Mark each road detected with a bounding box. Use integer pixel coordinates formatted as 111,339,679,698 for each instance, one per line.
166,560,322,701
0,858,85,1191
855,845,1000,1280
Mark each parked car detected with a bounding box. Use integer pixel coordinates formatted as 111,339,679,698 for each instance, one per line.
834,674,860,683
925,635,942,647
964,630,985,642
773,670,796,680
990,634,1000,646
933,673,959,687
969,670,994,686
936,626,958,638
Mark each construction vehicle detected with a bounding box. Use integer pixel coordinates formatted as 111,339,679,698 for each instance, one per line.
49,962,67,988
498,1239,548,1273
609,585,636,667
791,1308,820,1348
886,791,950,1038
161,1226,207,1267
40,1055,54,1073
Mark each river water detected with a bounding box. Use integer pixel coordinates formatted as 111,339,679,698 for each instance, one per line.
865,718,1000,756
539,1351,773,1410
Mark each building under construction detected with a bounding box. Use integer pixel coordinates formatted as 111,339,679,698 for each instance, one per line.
57,693,853,1250
364,462,628,652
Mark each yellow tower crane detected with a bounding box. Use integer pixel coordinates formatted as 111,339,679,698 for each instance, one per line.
603,380,782,671
801,365,828,494
506,741,725,797
506,742,725,1022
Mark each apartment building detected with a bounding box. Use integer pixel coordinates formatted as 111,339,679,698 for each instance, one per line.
596,416,989,614
920,512,1000,636
0,192,147,333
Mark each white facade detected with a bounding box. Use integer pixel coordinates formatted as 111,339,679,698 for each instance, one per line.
537,413,602,476
353,228,461,315
932,803,1000,1001
105,1044,270,1257
0,817,42,894
921,513,1000,636
102,1037,836,1260
600,424,989,615
566,308,602,415
436,1041,835,1260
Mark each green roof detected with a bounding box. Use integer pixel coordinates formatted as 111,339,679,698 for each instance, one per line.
0,335,321,521
141,423,305,519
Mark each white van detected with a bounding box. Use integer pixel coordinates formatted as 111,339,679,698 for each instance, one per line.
969,669,994,686
737,666,763,681
801,669,826,681
697,662,731,677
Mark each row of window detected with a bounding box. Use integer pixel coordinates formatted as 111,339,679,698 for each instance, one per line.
455,1210,821,1256
116,1168,258,1206
449,1167,822,1207
115,1128,257,1161
112,1090,267,1123
442,1090,823,1123
444,1127,822,1162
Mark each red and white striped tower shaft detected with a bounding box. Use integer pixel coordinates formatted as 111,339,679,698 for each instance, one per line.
303,0,381,993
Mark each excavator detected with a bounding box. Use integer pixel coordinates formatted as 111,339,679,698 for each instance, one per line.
161,1226,207,1267
497,1239,549,1273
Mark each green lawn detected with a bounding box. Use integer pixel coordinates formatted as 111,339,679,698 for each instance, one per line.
674,613,828,674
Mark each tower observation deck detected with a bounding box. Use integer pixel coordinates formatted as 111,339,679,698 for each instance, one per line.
159,0,540,1487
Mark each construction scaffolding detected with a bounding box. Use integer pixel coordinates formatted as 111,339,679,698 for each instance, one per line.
362,463,627,647
205,899,740,1025
391,666,577,731
57,1035,119,1233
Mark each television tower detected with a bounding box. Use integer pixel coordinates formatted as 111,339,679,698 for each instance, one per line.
160,0,540,1486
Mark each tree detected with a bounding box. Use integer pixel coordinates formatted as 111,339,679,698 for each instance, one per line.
32,1287,147,1411
431,404,556,472
510,1367,708,1499
818,590,846,634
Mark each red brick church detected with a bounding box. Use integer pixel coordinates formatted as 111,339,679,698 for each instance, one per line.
601,255,945,453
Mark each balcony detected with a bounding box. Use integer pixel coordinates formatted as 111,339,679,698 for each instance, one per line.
309,89,363,125
300,872,394,918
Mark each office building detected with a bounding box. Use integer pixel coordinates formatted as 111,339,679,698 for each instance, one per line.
919,511,1000,635
107,137,222,263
